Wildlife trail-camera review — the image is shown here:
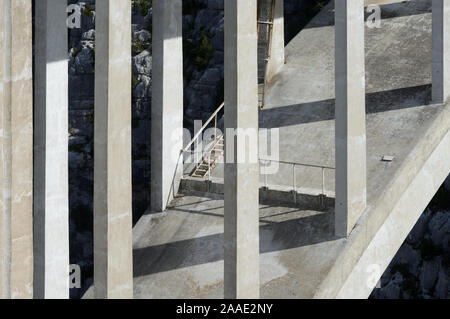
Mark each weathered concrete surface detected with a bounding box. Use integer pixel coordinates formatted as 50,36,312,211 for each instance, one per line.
34,0,69,299
151,0,184,213
94,0,133,299
131,195,342,299
330,127,450,298
224,0,260,299
0,0,34,299
334,0,367,237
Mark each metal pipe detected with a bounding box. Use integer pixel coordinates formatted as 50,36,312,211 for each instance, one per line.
292,164,297,203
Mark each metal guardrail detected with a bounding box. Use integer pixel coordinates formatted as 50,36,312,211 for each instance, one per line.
183,102,224,154
260,158,335,204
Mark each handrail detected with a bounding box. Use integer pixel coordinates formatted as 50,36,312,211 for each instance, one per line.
183,102,224,153
259,158,335,171
260,158,335,205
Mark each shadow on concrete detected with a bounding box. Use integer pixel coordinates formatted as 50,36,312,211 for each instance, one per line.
133,201,336,278
304,0,432,30
260,84,431,129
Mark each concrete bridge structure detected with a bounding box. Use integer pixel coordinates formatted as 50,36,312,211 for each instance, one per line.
0,0,449,299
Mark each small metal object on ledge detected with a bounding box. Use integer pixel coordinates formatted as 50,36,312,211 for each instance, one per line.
382,155,395,162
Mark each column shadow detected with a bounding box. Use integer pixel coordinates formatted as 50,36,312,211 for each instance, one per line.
260,84,432,129
133,201,336,278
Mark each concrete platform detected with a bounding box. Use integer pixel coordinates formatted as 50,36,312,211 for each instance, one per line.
132,195,341,298
85,0,450,299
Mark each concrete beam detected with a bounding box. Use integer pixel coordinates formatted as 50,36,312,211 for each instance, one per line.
335,0,367,237
94,0,133,299
266,0,285,82
0,0,34,299
151,0,184,212
33,0,69,299
224,0,260,299
432,0,450,103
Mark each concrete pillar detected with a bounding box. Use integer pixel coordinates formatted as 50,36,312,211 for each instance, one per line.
94,0,133,299
432,0,450,103
151,0,184,212
33,0,69,299
224,0,260,299
335,0,367,237
266,0,285,82
0,0,34,299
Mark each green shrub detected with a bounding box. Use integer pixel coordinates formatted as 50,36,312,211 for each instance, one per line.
186,32,214,71
132,74,139,90
83,3,94,17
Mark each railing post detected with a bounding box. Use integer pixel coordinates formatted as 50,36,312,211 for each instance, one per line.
292,164,297,203
322,168,326,196
321,167,326,208
265,161,269,189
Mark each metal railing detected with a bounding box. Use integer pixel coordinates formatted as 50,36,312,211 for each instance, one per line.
260,158,335,204
183,102,224,154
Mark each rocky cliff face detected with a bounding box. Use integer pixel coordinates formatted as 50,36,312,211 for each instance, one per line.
62,0,448,299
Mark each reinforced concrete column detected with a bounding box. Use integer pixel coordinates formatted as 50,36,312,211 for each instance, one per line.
432,0,450,103
224,0,260,299
0,0,34,299
266,0,285,82
94,0,133,299
151,0,184,212
335,0,367,237
33,0,69,299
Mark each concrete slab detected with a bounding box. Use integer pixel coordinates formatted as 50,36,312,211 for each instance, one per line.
132,195,343,299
